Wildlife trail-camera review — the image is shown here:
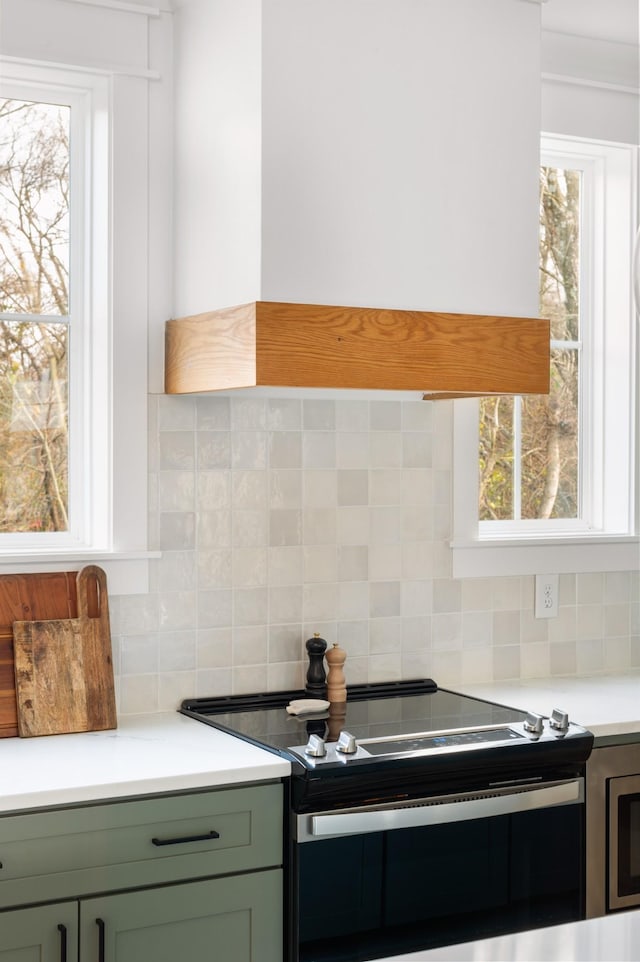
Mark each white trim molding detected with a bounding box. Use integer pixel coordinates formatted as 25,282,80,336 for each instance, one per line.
61,0,162,16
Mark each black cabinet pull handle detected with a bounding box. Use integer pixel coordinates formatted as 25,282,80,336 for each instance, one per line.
96,917,105,962
151,829,220,847
58,923,67,962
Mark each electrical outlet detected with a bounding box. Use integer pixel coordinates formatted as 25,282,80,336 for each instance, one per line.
535,574,559,619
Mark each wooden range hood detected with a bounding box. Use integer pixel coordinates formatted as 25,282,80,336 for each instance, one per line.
164,301,550,399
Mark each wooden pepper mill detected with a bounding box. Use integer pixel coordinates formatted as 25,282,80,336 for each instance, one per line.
325,643,347,703
305,633,327,698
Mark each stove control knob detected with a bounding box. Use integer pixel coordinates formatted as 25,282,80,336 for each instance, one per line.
304,734,327,757
336,731,358,754
549,708,569,732
523,712,544,737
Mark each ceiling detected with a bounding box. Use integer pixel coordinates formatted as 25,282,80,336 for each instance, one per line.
541,0,639,46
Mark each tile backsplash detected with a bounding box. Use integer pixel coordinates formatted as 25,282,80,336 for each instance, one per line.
110,394,639,713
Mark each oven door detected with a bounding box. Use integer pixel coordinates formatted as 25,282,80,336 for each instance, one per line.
609,774,640,911
293,778,585,962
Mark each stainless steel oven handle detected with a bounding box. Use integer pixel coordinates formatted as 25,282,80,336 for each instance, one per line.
304,779,582,840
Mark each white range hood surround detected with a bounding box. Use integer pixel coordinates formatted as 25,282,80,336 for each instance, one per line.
172,0,543,327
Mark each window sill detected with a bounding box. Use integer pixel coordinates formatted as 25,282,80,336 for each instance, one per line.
451,536,639,578
0,551,160,595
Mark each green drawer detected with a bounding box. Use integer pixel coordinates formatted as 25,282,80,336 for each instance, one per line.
0,782,283,909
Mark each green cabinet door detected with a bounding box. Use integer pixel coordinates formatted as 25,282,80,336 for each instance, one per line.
80,870,283,962
0,903,78,962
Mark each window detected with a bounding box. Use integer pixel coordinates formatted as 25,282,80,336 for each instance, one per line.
453,134,638,577
0,70,109,553
0,55,153,591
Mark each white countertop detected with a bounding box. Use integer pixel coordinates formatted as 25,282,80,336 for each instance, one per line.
0,712,289,813
457,671,640,740
1,672,638,813
381,909,640,961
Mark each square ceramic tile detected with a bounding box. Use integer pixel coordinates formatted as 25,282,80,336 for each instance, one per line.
338,581,369,620
432,578,462,613
303,545,338,582
370,469,401,505
337,506,369,544
369,432,402,468
338,545,368,581
336,432,369,468
267,398,302,430
160,431,195,470
402,432,432,468
303,470,337,507
369,543,402,581
302,431,336,468
269,585,303,624
196,432,231,469
196,396,230,430
231,397,266,430
401,470,432,506
197,628,233,668
197,549,232,589
232,469,267,509
269,431,302,469
232,625,268,665
158,630,197,671
197,470,232,509
233,586,268,626
336,400,369,432
303,509,337,545
159,395,196,431
337,469,369,506
160,512,196,550
303,399,335,430
232,431,267,469
233,509,269,547
369,581,401,618
269,509,302,546
269,469,303,508
232,547,268,586
159,471,195,512
267,546,304,585
402,578,432,616
402,401,432,432
370,401,401,431
197,509,232,548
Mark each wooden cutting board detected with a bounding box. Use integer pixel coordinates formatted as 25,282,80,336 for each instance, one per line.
13,565,117,737
0,571,82,738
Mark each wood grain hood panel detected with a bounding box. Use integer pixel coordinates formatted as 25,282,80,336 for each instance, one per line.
164,301,550,399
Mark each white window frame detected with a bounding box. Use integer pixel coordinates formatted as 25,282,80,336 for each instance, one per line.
452,134,639,578
0,66,110,553
0,59,153,592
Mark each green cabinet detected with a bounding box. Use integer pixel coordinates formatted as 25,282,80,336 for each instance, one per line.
80,871,282,962
0,903,78,961
0,783,283,961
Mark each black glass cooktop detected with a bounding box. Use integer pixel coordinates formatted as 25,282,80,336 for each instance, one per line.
181,679,527,754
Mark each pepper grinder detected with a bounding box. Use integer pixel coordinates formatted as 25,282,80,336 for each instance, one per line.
305,633,327,698
325,643,347,703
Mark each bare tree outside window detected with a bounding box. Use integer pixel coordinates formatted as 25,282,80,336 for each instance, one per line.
0,99,69,532
479,166,580,522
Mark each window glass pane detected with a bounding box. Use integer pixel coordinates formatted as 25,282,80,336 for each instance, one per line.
539,166,580,342
479,396,514,521
520,349,579,520
0,99,70,316
0,321,69,532
0,97,71,535
479,163,581,525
